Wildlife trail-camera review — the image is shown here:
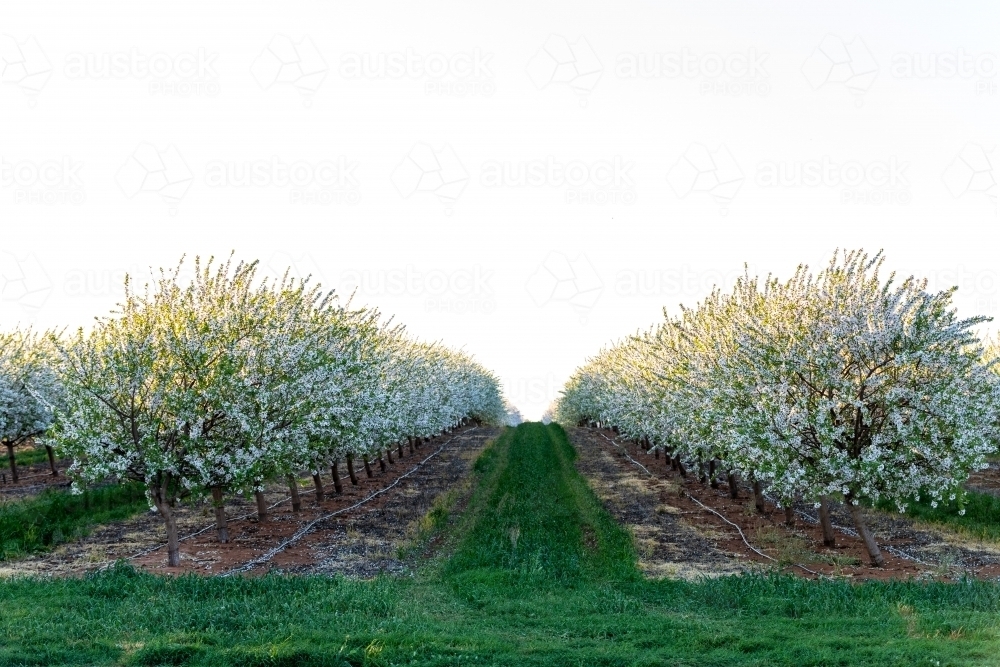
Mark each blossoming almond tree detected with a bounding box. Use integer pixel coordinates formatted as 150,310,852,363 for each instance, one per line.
558,249,1000,567
54,256,351,562
159,259,346,536
51,254,506,565
0,329,63,482
53,297,187,563
724,251,999,565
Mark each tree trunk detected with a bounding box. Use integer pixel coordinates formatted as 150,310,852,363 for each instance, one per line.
397,442,405,459
211,486,229,542
363,455,374,478
347,454,359,485
332,461,343,494
674,455,687,477
378,454,387,473
287,476,301,512
408,437,415,455
819,495,836,547
45,445,58,476
151,481,180,567
670,455,678,471
253,491,267,521
699,461,708,484
386,448,394,464
846,497,884,566
654,447,660,459
752,480,766,513
709,459,719,489
312,473,325,503
784,505,795,527
254,490,268,521
5,442,17,484
727,472,739,499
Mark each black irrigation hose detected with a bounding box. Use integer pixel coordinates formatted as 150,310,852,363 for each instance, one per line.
596,431,825,578
763,494,934,568
221,429,479,577
599,430,934,570
122,431,486,567
119,495,295,565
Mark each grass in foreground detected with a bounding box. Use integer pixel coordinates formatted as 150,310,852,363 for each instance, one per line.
1,423,1000,666
1,483,149,560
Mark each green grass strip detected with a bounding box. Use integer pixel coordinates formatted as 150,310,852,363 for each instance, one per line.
1,482,149,560
877,490,1000,542
1,425,1000,666
444,422,637,586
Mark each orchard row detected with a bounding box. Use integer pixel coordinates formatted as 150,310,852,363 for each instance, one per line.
1,255,506,565
557,250,999,565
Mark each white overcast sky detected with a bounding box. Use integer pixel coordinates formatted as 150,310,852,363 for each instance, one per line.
2,1,998,418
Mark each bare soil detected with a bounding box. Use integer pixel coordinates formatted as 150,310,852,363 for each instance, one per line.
0,427,498,579
7,427,999,583
968,460,1000,497
569,427,1000,582
0,454,70,499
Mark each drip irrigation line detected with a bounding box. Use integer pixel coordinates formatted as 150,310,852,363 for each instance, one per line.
601,431,933,570
597,432,825,578
118,428,482,570
221,429,477,576
120,496,295,564
761,495,934,568
682,490,824,577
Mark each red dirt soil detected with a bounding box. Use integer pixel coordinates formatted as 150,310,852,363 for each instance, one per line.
571,427,1000,582
131,426,497,577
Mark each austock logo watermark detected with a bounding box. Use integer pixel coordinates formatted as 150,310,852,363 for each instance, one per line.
502,373,562,408
923,265,999,314
116,143,194,214
336,265,496,315
616,48,769,97
526,34,602,105
1,156,85,205
251,35,327,105
0,34,52,104
666,143,743,212
614,265,753,298
755,156,911,205
891,50,997,95
204,156,360,205
340,47,494,97
64,47,220,97
802,35,878,104
526,252,603,324
942,143,996,212
262,252,325,287
0,252,52,318
391,143,468,212
63,264,140,298
64,262,200,299
480,156,636,205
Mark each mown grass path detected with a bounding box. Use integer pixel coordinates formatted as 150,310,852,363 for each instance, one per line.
2,423,1000,666
443,421,636,582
